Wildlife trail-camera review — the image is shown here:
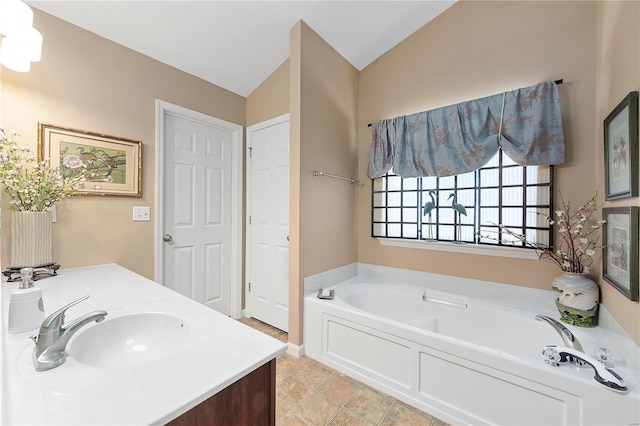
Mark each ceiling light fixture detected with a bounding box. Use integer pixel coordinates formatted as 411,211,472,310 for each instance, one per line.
0,0,43,72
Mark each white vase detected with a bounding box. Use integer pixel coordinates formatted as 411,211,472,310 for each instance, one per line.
10,211,53,268
552,272,599,327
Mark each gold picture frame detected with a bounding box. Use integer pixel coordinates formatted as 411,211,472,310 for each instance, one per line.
38,123,142,197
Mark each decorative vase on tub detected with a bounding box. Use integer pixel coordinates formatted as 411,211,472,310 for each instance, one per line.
552,272,599,327
496,193,605,328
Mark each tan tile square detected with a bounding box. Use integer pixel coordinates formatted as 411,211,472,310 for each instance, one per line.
277,353,302,376
277,376,315,410
380,400,433,425
277,411,308,426
290,357,334,388
345,386,394,424
317,373,360,405
328,408,374,426
276,403,288,422
290,391,342,425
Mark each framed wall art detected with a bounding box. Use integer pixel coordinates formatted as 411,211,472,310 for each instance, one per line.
602,206,639,301
39,123,142,197
603,91,638,200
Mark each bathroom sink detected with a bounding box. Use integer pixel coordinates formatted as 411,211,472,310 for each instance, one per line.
68,312,190,368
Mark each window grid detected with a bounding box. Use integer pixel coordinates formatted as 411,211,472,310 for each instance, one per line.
372,150,554,249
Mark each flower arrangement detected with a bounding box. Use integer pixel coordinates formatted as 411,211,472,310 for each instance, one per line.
0,127,86,212
496,193,605,274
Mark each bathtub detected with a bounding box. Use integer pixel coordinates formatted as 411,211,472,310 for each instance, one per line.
303,263,640,426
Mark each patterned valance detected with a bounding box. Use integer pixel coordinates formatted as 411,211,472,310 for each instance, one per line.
368,81,565,178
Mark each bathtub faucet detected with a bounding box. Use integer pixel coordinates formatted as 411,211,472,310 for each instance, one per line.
535,315,584,352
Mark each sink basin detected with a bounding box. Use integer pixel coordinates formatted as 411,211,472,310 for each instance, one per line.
68,312,190,368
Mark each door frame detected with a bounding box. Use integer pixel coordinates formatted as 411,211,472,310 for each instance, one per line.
245,113,290,319
155,99,243,319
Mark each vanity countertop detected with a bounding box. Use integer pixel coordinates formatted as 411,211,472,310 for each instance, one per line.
0,263,287,425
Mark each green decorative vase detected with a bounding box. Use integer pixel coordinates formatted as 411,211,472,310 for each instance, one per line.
552,272,599,328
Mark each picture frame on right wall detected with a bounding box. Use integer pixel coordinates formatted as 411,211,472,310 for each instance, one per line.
603,91,638,200
602,206,639,301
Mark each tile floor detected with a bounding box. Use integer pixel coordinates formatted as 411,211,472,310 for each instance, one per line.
239,317,449,426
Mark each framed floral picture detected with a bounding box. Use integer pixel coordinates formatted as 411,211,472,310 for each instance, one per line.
38,123,142,197
603,91,638,200
602,206,639,301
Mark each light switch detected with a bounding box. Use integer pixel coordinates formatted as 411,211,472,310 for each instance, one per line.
133,206,151,222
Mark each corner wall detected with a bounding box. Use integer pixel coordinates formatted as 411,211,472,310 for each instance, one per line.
357,2,636,331
289,21,359,345
0,10,245,279
596,1,640,341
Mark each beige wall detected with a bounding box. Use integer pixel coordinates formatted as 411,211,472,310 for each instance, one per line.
357,1,640,341
596,1,640,341
1,10,245,279
246,59,290,127
289,21,359,345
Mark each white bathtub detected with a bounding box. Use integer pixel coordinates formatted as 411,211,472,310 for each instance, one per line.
303,263,640,426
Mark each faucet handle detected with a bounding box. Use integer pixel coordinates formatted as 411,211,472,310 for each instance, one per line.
40,295,90,332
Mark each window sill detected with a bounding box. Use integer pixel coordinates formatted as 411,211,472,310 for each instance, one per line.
377,238,540,260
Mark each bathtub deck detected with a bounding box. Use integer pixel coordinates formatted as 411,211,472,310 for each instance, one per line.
239,317,449,426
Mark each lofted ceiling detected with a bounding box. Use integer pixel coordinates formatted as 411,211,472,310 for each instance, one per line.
28,1,456,97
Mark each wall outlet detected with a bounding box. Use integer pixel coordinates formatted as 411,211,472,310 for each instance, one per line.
133,206,151,222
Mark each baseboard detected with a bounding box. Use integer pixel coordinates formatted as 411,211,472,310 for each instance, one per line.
287,342,305,358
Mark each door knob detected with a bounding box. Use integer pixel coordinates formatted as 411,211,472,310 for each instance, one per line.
163,234,173,243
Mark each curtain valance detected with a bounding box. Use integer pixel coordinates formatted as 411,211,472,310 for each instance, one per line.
367,81,565,179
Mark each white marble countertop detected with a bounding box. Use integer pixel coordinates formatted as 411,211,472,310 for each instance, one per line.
0,264,287,425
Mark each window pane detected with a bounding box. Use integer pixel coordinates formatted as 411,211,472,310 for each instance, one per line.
421,176,437,190
439,224,455,240
403,224,418,238
439,175,455,189
388,208,401,222
502,187,523,205
403,207,417,223
480,188,499,206
388,175,402,191
480,168,499,187
480,207,499,225
373,208,386,222
527,166,550,184
388,192,401,207
439,208,455,223
373,177,385,192
459,225,475,242
403,177,418,191
388,224,401,238
421,223,437,240
457,189,474,206
503,166,523,186
526,208,551,227
460,207,474,225
527,229,549,246
403,191,418,206
457,171,475,188
373,223,386,237
527,186,549,206
373,192,386,207
502,208,523,227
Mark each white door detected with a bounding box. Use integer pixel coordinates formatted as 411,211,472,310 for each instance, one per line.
247,114,290,331
160,109,240,316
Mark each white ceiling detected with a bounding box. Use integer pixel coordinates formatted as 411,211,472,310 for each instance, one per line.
28,1,456,97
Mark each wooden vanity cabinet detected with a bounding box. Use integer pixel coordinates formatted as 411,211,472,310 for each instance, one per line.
167,359,276,426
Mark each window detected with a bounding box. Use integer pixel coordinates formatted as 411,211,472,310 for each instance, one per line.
371,150,554,248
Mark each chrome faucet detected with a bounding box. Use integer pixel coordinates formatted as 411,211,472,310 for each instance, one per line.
31,295,107,371
535,315,584,352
